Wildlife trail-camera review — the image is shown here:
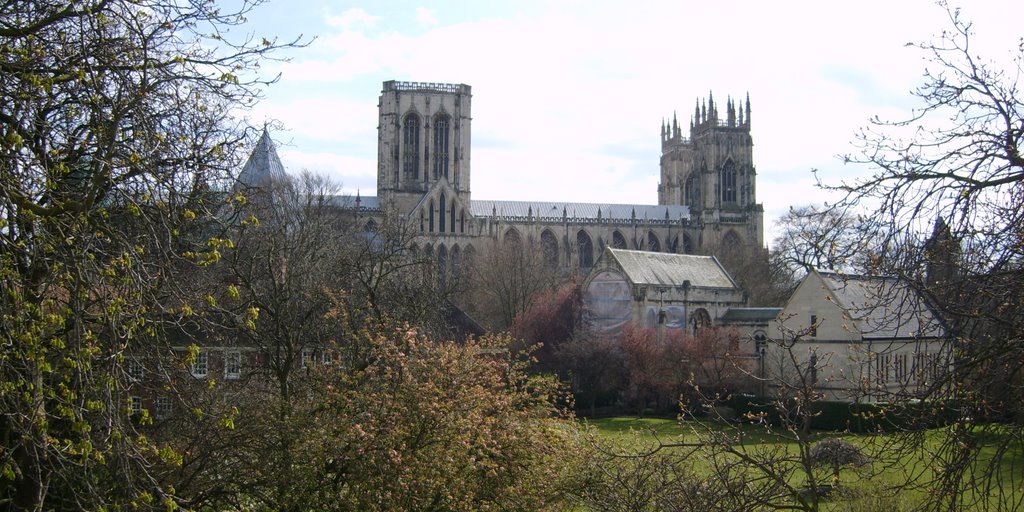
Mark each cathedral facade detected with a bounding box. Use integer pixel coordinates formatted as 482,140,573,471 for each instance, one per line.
245,80,764,275
362,80,763,274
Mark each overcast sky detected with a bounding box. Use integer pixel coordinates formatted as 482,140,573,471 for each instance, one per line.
239,0,1021,246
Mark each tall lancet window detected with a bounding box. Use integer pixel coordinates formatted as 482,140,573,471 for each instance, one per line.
433,115,450,180
403,114,421,180
721,161,737,204
439,192,446,233
684,174,699,208
450,199,456,233
428,199,435,232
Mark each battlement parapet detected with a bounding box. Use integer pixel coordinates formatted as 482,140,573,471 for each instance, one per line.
383,80,471,94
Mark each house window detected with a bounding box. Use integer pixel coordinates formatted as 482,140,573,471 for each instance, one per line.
930,353,943,381
225,351,241,380
301,348,315,369
129,396,142,417
894,353,908,382
321,350,333,365
127,359,144,381
191,351,208,378
875,353,891,385
914,352,927,383
809,314,818,337
156,396,173,419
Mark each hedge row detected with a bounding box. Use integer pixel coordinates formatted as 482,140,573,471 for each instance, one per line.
722,395,967,433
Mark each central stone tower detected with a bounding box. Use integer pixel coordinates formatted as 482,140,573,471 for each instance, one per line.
377,80,472,216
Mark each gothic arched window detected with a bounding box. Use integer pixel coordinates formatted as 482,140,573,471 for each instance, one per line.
721,160,737,204
459,209,465,233
577,230,594,269
541,229,559,269
682,234,694,254
612,231,627,249
740,169,750,206
450,245,462,282
433,115,450,180
450,199,456,233
503,228,522,248
428,199,435,232
403,114,421,180
464,244,476,272
439,193,446,233
690,308,711,336
436,244,448,286
685,174,699,207
723,230,742,248
648,231,661,252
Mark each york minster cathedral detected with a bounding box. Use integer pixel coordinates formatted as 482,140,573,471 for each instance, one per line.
240,80,765,274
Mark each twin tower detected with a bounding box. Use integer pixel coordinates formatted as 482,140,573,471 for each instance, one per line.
372,80,762,265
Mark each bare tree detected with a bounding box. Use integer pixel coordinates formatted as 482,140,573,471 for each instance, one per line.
826,4,1024,508
340,212,455,337
676,318,904,512
463,235,560,330
771,204,884,275
202,172,349,510
716,244,798,307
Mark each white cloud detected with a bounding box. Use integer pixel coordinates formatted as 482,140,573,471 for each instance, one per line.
325,8,379,31
251,97,378,144
415,7,439,28
252,0,1024,245
278,149,377,191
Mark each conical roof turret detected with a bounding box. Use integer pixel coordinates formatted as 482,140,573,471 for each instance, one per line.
236,128,288,189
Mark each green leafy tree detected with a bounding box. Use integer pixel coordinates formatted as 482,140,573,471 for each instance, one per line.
0,1,299,509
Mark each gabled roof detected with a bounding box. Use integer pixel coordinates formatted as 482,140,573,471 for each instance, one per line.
408,180,465,218
816,271,946,340
605,248,737,289
236,129,288,188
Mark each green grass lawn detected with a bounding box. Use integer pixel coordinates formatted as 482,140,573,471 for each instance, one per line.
580,416,1024,511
